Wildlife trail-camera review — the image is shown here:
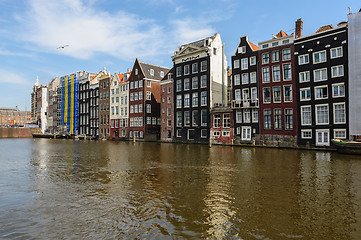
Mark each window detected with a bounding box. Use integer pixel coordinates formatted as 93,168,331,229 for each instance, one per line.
135,81,139,89
177,129,182,137
316,104,329,125
167,107,171,116
235,89,241,101
139,80,143,88
192,92,198,106
236,110,242,123
282,49,291,60
299,71,310,83
176,95,182,108
301,130,312,139
331,47,343,59
184,111,190,126
139,104,143,113
331,65,344,78
176,67,182,77
130,93,134,101
285,109,293,129
201,110,208,126
213,48,217,55
147,81,151,87
283,64,292,80
262,44,269,49
252,109,258,123
201,75,207,88
264,109,272,129
134,105,138,113
272,66,280,82
272,41,279,47
334,103,346,124
147,91,151,100
201,61,207,72
146,104,151,113
242,88,249,102
262,53,269,64
262,67,270,83
234,60,240,69
176,80,182,92
243,109,251,123
301,106,312,125
300,88,311,101
192,63,198,73
201,92,207,106
274,109,282,129
263,87,271,103
241,58,248,70
168,96,171,103
192,111,198,126
250,72,257,83
223,131,230,137
238,46,246,53
214,114,221,128
116,106,119,114
251,87,258,101
315,86,328,99
298,54,309,65
234,74,240,85
222,114,230,128
184,78,190,90
314,68,327,82
332,83,345,98
168,86,171,93
273,86,281,103
184,65,190,75
160,71,164,78
284,85,292,102
134,93,138,101
139,91,143,100
130,105,134,113
213,131,220,137
152,117,156,125
242,73,249,84
176,112,182,127
162,87,165,93
272,51,280,62
250,56,256,65
135,69,138,75
334,129,346,139
130,82,134,89
116,97,119,103
111,106,114,115
190,77,198,90
313,50,326,64
184,94,190,107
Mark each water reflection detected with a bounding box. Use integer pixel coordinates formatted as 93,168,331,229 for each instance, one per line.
0,139,361,239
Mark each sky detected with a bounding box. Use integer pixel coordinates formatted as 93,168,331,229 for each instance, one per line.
0,0,359,111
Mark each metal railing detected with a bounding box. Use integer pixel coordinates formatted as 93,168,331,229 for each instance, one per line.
231,99,259,109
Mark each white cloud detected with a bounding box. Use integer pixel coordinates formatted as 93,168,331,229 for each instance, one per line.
18,0,218,61
0,69,28,84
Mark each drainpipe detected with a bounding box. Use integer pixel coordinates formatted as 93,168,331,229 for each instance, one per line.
222,44,225,106
257,60,261,145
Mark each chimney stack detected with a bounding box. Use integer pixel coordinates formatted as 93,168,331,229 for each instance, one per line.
295,18,303,39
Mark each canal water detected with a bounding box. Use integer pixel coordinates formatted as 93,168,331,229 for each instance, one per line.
1,139,361,239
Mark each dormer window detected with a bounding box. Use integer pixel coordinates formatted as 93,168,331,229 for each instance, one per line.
150,69,154,76
213,48,217,55
135,69,138,75
160,71,164,78
238,46,246,54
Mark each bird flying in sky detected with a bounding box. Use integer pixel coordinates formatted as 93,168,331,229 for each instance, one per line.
57,45,69,49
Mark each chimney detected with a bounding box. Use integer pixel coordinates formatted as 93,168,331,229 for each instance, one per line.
295,18,303,39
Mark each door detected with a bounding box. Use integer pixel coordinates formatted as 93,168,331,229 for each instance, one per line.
316,130,329,146
241,126,252,141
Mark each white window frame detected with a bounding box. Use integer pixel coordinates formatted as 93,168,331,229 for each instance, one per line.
298,54,309,65
313,50,327,64
315,104,329,125
241,58,248,70
262,67,270,83
314,68,327,82
250,72,257,83
314,85,328,100
331,65,344,78
299,71,310,83
250,56,256,66
334,129,346,139
282,48,291,60
300,87,311,101
333,102,346,124
301,105,312,126
330,46,343,59
283,63,292,81
234,59,240,69
332,83,345,98
301,129,312,139
272,65,281,82
283,85,292,102
234,74,241,86
262,52,269,64
242,73,249,85
273,86,281,103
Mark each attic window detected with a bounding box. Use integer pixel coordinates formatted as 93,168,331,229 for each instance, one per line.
160,71,164,78
150,69,154,76
135,69,138,75
262,44,269,49
282,39,290,44
272,42,279,47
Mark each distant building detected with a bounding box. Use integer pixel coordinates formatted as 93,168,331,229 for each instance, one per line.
231,36,260,143
172,33,227,143
89,75,100,138
160,68,174,141
110,71,131,139
98,69,111,139
0,108,31,127
47,77,60,133
258,30,298,146
31,76,48,133
61,73,80,135
295,20,348,146
127,58,170,140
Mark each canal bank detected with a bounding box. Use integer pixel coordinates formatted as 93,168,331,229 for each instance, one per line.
0,127,40,138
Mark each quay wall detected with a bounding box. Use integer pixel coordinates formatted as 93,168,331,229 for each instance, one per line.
0,127,41,138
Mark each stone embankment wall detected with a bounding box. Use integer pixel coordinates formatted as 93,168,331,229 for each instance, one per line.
0,128,41,138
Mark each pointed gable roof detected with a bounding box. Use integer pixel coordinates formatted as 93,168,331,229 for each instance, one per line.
249,41,259,51
273,30,288,39
315,25,334,33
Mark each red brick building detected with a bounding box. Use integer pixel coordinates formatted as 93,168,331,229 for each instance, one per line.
210,107,234,144
0,108,31,127
128,59,170,140
98,70,111,139
258,31,298,146
160,68,174,141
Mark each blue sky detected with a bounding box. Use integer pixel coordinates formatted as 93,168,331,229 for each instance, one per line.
0,0,359,110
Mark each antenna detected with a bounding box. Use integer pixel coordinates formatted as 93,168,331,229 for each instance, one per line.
348,6,351,14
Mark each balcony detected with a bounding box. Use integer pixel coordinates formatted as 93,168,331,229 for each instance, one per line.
231,99,259,109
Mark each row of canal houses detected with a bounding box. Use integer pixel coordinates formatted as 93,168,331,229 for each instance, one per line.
32,10,361,148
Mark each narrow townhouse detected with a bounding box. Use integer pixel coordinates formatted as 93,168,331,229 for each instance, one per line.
160,68,174,141
231,36,260,143
79,72,96,136
98,69,112,139
258,30,298,146
89,75,99,138
128,58,170,140
172,33,228,143
61,73,79,135
110,71,131,139
295,20,348,146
